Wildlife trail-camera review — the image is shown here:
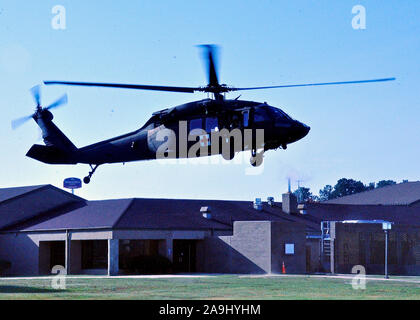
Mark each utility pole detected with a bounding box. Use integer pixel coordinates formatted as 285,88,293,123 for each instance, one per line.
382,222,392,279
385,229,389,279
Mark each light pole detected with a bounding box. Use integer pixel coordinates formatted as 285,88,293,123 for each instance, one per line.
382,222,392,279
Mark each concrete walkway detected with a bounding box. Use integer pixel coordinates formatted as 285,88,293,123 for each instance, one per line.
0,274,216,281
240,273,420,284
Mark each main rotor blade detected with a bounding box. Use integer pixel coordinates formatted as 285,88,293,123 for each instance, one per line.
44,81,199,93
11,114,33,130
199,44,220,87
232,77,396,91
30,85,41,107
45,93,68,110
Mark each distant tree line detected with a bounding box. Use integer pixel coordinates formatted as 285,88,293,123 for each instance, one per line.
293,179,398,203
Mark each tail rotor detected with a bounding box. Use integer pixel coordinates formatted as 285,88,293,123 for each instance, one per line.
11,85,68,130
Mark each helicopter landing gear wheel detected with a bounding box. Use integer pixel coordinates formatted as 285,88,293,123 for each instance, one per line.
250,150,264,167
83,164,100,184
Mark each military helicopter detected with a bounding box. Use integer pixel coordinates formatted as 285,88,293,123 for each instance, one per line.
12,45,395,184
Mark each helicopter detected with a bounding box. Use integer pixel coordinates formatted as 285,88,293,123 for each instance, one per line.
12,45,395,184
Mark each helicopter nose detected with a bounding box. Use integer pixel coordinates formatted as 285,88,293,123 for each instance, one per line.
300,122,310,138
292,121,310,141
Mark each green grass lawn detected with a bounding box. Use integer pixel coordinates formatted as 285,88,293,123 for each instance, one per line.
0,275,419,300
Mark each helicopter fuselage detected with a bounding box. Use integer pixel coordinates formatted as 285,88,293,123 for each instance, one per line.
72,98,310,165
27,98,310,169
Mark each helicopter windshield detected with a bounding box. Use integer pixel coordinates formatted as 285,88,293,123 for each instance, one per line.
254,106,292,122
269,107,293,120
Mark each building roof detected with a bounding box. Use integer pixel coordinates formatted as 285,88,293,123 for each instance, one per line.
304,203,420,226
3,196,320,233
0,185,47,203
0,184,84,230
11,199,132,231
115,199,319,232
5,183,420,234
324,181,420,206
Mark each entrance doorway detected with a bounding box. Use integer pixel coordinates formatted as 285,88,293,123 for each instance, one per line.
39,241,65,275
173,240,196,273
50,241,65,270
306,245,311,273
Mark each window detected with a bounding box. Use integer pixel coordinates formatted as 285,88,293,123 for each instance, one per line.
189,118,202,131
205,117,218,132
119,240,161,270
269,107,292,120
243,111,249,127
254,108,270,122
82,240,107,269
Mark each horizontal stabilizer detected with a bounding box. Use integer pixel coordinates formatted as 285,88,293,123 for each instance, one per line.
26,145,77,165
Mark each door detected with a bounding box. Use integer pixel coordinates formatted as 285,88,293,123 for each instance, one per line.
50,241,65,270
173,240,196,273
306,245,311,273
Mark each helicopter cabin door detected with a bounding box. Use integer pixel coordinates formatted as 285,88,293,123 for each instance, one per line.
189,117,217,157
242,108,254,129
204,117,219,155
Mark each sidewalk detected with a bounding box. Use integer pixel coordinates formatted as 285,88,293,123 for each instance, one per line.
241,273,420,284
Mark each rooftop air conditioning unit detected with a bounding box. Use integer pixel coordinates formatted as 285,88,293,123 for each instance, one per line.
200,206,212,219
253,198,262,211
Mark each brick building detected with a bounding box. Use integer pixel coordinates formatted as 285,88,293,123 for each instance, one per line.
0,185,314,276
301,181,420,275
1,181,420,276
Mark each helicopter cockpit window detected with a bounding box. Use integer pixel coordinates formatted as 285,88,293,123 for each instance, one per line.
269,108,292,120
189,118,202,132
254,108,271,122
206,117,218,132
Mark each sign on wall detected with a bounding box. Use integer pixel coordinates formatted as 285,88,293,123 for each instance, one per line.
285,243,295,255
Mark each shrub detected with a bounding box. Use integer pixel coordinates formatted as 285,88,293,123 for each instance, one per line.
0,260,11,275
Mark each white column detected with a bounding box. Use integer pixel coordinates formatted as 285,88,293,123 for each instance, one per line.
65,231,71,275
108,239,119,276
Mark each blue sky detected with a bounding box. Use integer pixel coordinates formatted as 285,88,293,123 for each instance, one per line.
0,1,419,200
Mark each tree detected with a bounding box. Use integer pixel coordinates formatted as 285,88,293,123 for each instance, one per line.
319,185,334,201
366,182,375,191
376,180,397,188
293,187,313,203
317,178,399,202
332,178,366,198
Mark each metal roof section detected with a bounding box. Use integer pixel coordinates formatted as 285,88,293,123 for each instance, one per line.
0,185,47,203
340,219,393,224
0,184,85,230
324,181,420,206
